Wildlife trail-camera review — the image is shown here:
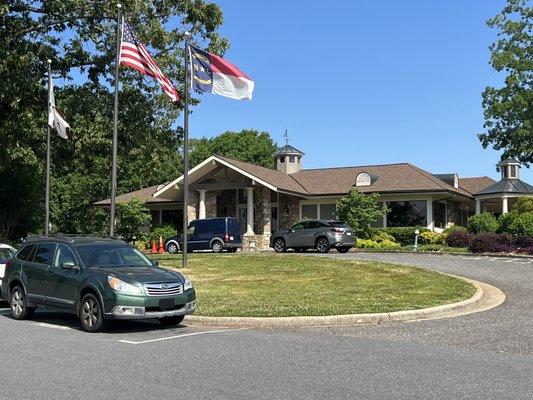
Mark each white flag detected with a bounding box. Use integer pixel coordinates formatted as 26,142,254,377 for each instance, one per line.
48,76,70,139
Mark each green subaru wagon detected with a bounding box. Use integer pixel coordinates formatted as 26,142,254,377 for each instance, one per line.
1,235,196,332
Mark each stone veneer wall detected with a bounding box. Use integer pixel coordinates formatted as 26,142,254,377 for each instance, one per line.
254,186,271,235
187,191,198,222
278,193,299,229
242,234,271,252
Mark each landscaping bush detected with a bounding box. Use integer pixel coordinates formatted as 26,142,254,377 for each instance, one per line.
381,227,430,246
512,197,533,213
445,230,474,248
469,233,514,253
507,212,533,237
497,212,514,233
442,225,467,234
356,238,400,249
146,225,177,248
467,213,499,234
419,231,445,245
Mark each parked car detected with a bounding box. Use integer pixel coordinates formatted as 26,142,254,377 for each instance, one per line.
165,217,242,253
270,219,355,254
1,235,196,332
0,244,16,300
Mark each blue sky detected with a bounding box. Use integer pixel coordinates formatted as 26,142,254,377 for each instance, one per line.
186,0,532,183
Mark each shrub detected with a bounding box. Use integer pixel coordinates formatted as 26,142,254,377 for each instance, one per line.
507,212,533,236
356,238,400,249
512,197,533,213
445,231,474,248
467,213,499,234
371,230,396,243
469,233,514,253
419,231,445,245
442,225,467,234
381,227,430,246
497,212,514,233
146,225,177,248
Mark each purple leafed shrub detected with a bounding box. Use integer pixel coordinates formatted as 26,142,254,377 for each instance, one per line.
445,231,474,248
468,233,533,254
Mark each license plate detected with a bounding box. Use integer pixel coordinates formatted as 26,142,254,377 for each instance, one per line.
346,232,352,235
159,299,175,310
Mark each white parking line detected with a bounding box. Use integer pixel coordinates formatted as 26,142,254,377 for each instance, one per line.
118,328,248,345
32,322,73,331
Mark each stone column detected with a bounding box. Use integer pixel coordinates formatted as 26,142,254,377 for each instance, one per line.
426,198,434,231
198,190,206,219
246,187,254,235
187,191,198,223
502,196,508,214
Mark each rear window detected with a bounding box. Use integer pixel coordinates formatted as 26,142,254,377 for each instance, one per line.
227,218,239,233
0,248,15,260
16,244,35,261
33,243,56,265
329,221,351,228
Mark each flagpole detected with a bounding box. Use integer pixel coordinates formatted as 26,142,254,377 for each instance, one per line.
182,31,191,268
45,59,52,236
110,3,122,236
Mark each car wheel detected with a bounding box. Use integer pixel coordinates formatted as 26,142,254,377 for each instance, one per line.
316,238,330,253
337,246,350,253
211,241,223,253
79,293,106,333
273,238,286,253
10,286,34,320
167,242,179,254
158,315,185,326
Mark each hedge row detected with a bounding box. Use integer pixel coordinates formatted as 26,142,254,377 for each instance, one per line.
446,231,533,255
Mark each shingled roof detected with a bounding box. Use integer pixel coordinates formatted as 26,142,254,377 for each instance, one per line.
458,177,496,195
94,183,174,206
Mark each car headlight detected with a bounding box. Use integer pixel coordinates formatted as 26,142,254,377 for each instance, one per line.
183,276,193,291
108,276,142,295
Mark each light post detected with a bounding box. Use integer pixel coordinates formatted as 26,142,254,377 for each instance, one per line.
413,229,420,252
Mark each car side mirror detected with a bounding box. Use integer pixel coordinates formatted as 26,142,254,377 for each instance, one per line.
151,259,159,267
61,261,79,270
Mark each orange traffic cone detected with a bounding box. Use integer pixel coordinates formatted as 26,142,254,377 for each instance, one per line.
158,235,165,254
151,240,157,254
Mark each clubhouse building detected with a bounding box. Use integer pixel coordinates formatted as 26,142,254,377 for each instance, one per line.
96,145,533,250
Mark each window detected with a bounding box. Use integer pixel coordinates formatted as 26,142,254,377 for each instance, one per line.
510,165,517,178
301,204,317,219
161,210,181,228
279,157,285,163
16,244,35,261
33,243,56,265
320,204,336,220
355,172,371,187
0,248,15,260
307,221,327,229
53,244,77,268
289,155,295,163
291,221,306,231
502,167,508,178
386,201,427,227
75,245,152,268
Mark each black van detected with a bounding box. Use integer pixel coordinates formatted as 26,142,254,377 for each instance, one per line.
165,217,242,253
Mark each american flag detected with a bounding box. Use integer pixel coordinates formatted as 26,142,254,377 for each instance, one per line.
119,19,179,102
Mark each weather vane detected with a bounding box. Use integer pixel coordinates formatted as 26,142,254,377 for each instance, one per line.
284,129,289,145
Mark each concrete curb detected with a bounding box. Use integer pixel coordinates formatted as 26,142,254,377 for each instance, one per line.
185,275,505,329
352,249,533,259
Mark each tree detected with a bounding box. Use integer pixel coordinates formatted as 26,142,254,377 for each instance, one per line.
0,0,228,240
335,189,388,239
116,198,150,241
478,0,533,166
190,129,278,168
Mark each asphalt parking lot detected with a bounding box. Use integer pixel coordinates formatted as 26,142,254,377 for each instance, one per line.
0,252,531,400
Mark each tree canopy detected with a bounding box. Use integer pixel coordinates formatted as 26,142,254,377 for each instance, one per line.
0,0,228,241
479,0,533,166
189,129,278,169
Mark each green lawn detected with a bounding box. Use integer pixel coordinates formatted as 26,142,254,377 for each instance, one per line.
153,253,475,317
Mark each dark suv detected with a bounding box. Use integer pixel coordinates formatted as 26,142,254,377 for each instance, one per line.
166,217,242,253
1,235,196,332
270,220,355,253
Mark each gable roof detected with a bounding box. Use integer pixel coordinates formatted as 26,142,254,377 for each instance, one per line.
458,177,496,195
94,183,174,206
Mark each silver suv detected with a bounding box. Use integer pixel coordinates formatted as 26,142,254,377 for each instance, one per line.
270,220,355,254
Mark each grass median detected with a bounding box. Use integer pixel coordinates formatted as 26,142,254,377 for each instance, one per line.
153,253,476,317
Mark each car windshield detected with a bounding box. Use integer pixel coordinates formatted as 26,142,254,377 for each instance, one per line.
75,244,152,268
0,248,14,260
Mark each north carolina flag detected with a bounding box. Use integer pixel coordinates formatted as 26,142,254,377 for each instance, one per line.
189,45,254,100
